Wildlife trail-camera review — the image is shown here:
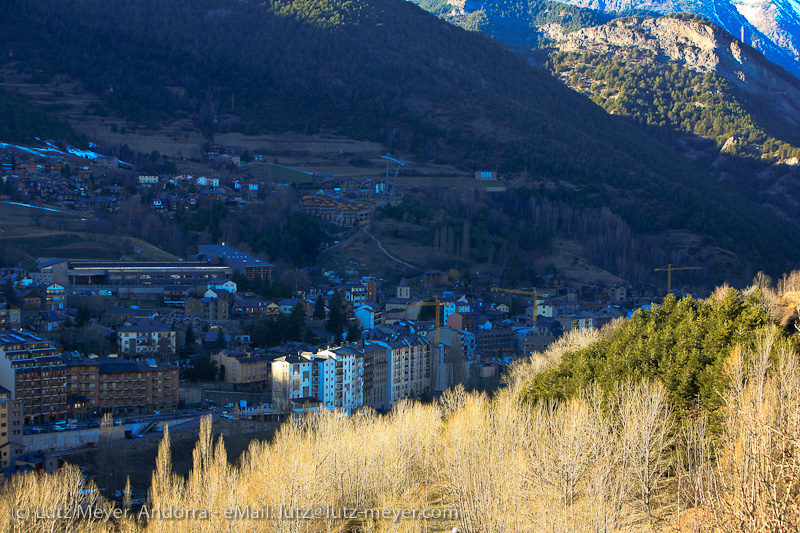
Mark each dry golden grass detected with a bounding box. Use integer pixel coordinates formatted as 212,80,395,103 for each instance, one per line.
3,281,799,532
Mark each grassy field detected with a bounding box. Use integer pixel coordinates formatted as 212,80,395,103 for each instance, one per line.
245,163,316,183
0,202,178,263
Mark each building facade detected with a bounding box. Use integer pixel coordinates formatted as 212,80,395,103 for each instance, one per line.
117,325,176,356
63,354,179,417
211,350,272,386
0,331,67,423
0,386,24,469
197,245,272,281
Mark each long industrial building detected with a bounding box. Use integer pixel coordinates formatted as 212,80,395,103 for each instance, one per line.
41,260,233,287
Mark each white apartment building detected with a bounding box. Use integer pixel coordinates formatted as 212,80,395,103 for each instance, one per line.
272,336,427,413
315,346,363,412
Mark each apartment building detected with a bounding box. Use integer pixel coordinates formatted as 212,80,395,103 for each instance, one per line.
211,350,272,386
315,345,363,412
272,335,429,413
361,342,390,411
0,330,67,423
45,284,65,311
0,386,24,469
117,325,176,356
271,354,315,412
63,354,179,417
185,296,229,321
373,335,431,408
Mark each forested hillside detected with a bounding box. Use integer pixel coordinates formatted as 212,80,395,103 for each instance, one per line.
411,0,609,45
548,49,800,161
2,0,800,277
0,87,82,144
521,287,775,413
411,0,611,43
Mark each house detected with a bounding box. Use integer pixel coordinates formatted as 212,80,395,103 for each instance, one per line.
19,291,43,310
45,284,65,311
185,297,229,322
13,453,59,475
422,270,449,287
34,311,65,333
197,176,220,188
207,278,237,294
162,286,191,308
232,299,277,316
117,325,176,355
607,285,627,302
355,304,382,330
279,298,302,315
138,175,159,185
341,282,368,307
556,314,594,332
0,304,21,330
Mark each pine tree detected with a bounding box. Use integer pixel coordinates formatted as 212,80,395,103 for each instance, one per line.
313,294,326,320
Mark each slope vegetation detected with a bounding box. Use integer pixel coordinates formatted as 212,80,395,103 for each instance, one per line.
1,0,799,275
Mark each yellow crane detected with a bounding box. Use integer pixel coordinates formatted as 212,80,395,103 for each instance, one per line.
654,264,702,292
491,287,540,327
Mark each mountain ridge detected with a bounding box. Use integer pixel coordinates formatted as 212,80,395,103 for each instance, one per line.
2,0,800,280
553,0,800,77
557,15,800,131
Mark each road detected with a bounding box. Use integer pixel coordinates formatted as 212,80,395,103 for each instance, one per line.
362,224,420,270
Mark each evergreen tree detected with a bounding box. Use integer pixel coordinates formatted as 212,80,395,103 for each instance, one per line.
190,353,218,382
185,325,195,349
289,302,307,341
347,323,360,342
2,280,17,306
313,295,326,320
75,305,91,327
326,291,346,340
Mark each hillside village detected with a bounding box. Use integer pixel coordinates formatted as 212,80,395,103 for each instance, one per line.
0,141,672,478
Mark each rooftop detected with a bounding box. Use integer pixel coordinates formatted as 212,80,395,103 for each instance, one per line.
198,245,273,267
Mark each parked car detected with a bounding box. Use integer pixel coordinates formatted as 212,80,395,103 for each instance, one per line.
86,442,98,448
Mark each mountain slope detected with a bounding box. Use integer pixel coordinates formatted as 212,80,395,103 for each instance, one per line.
1,0,799,278
553,0,800,78
0,87,82,145
555,15,800,144
545,15,800,223
415,0,610,46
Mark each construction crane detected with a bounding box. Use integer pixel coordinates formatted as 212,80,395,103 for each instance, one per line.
491,287,540,328
654,264,702,292
379,155,405,206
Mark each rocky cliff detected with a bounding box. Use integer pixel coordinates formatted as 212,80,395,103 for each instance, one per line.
555,0,800,78
558,16,800,126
